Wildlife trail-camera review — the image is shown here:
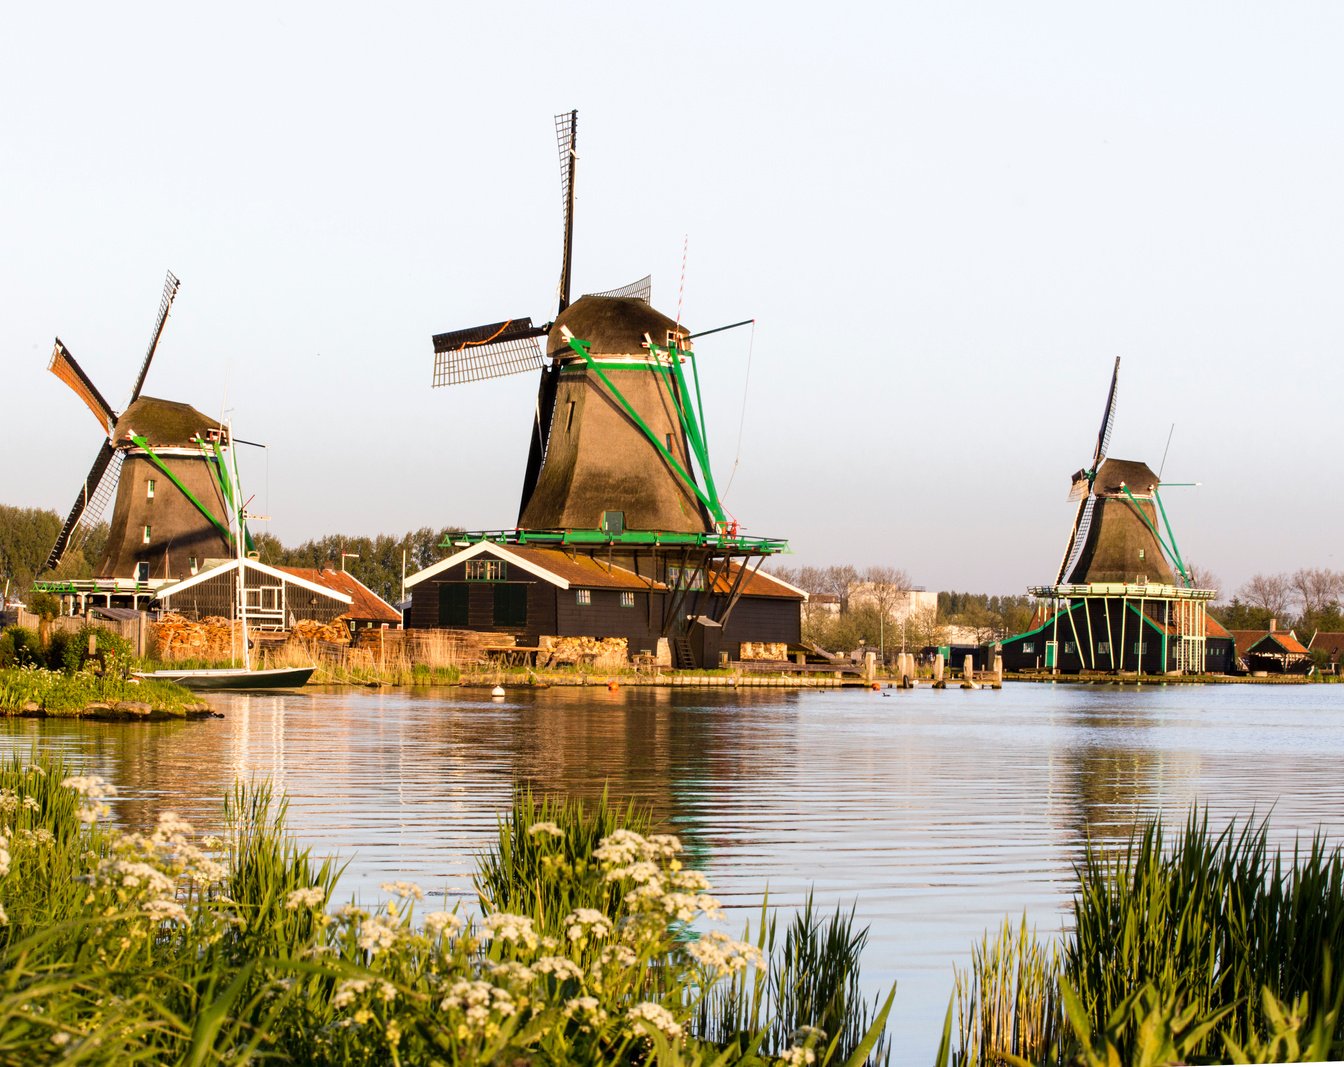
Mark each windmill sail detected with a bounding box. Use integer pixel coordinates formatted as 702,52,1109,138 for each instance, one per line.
46,440,120,569
432,318,547,386
584,275,651,303
1093,356,1119,470
49,340,116,435
1056,495,1095,585
1054,358,1121,585
129,270,180,403
556,110,577,313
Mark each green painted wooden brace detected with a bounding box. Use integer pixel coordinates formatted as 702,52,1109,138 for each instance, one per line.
131,435,235,545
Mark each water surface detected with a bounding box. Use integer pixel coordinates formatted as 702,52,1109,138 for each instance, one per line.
4,682,1342,1058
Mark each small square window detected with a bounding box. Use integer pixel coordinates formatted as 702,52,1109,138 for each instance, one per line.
1023,641,1035,653
1133,642,1148,654
576,589,591,606
1139,549,1146,560
1064,641,1077,654
1098,641,1110,653
142,525,151,544
620,591,634,607
146,479,156,499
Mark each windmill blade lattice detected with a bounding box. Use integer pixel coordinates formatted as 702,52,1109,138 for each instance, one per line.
555,110,577,312
46,441,122,570
1093,356,1119,470
1056,495,1095,585
49,340,116,435
432,318,547,386
583,275,651,303
129,270,180,403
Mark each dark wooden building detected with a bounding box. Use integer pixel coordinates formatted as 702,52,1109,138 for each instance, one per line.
277,566,402,634
403,541,803,666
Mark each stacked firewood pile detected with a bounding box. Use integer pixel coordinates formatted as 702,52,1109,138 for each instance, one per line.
739,642,789,661
153,615,246,661
537,636,628,669
289,617,352,644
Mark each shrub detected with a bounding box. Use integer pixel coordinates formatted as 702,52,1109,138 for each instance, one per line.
0,626,41,668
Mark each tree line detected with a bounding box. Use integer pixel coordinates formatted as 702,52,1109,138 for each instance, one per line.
1209,568,1344,636
768,564,1034,656
0,505,109,599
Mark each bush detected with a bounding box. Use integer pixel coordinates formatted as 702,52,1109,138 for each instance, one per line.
0,626,41,668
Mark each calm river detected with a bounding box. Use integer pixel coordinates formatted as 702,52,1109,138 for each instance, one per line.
3,682,1343,1058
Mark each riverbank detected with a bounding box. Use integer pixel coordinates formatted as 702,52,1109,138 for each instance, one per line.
0,667,213,719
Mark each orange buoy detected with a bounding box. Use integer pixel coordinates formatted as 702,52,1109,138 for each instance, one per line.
871,682,881,690
607,681,619,691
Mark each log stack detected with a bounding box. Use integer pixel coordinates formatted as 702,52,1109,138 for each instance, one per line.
290,617,352,645
152,614,247,661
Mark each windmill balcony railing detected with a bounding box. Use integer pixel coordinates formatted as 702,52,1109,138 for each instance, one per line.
439,528,789,553
1029,583,1216,600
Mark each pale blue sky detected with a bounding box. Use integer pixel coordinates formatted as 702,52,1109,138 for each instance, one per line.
2,3,1340,595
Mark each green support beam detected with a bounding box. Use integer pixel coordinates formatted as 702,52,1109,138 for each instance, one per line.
131,435,234,545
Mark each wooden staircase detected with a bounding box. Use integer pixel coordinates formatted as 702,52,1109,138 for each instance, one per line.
671,636,695,670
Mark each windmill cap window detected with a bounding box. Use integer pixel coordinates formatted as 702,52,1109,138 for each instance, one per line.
602,511,625,535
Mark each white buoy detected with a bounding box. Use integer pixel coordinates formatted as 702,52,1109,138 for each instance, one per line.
491,685,506,698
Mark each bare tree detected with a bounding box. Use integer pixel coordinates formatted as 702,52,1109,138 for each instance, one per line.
907,602,948,652
1239,572,1292,617
771,565,833,629
860,565,913,657
823,565,860,613
1184,562,1220,596
1291,568,1341,618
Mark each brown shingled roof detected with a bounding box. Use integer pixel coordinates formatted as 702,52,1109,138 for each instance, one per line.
1309,632,1344,659
1205,612,1233,641
708,562,806,599
506,546,668,591
276,567,401,624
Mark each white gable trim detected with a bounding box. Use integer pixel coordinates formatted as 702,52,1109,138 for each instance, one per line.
403,540,571,590
155,558,352,604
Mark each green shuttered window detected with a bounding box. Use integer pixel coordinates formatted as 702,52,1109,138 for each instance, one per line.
493,584,528,627
438,583,469,627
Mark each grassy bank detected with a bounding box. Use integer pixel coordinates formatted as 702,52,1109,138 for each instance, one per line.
0,666,206,717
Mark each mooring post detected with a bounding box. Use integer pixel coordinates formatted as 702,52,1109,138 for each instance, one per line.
864,651,876,683
933,652,945,689
962,654,978,689
993,654,1003,689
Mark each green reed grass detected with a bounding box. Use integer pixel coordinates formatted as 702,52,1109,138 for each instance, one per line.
0,754,894,1067
944,809,1344,1065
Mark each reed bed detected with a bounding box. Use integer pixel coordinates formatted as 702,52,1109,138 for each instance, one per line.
944,810,1344,1065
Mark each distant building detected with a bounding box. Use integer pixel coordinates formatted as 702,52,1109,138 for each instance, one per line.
1229,624,1312,674
845,584,936,622
1308,631,1344,673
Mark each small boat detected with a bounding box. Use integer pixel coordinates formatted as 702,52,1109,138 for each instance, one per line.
137,666,315,690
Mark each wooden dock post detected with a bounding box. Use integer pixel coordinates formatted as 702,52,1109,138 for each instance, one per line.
993,654,1003,689
864,651,877,683
961,654,980,689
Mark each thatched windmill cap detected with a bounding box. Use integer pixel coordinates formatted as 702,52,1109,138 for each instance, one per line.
1092,458,1160,497
112,397,222,449
547,296,688,358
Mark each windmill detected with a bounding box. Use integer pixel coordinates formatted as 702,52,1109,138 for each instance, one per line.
44,272,240,588
430,110,723,535
1054,358,1192,588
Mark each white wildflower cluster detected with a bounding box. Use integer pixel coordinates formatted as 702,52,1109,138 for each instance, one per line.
424,910,463,937
564,907,613,942
527,821,565,838
355,914,401,954
488,960,536,985
14,827,55,848
781,1046,817,1067
477,911,538,950
594,829,723,924
331,977,397,1008
440,979,519,1039
61,775,116,823
533,955,584,982
592,829,681,867
685,930,765,977
626,1001,682,1039
0,828,10,879
285,887,327,910
94,859,176,897
379,880,424,901
143,898,191,926
563,995,609,1031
